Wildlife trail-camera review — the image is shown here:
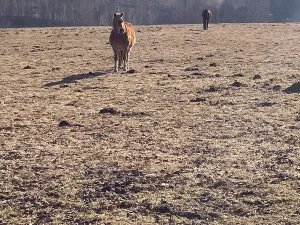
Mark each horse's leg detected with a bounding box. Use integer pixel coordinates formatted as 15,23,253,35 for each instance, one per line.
113,50,118,72
207,16,210,30
118,51,123,70
122,50,126,71
203,16,208,30
124,48,131,71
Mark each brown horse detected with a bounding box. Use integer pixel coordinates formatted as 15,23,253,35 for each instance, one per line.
109,12,136,72
202,9,212,30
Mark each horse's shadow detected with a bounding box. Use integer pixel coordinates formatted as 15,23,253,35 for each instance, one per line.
44,70,111,87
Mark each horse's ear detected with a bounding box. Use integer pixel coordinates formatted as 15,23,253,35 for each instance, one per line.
120,12,124,17
113,12,117,17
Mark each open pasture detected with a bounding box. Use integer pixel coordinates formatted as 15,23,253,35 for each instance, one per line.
0,23,300,224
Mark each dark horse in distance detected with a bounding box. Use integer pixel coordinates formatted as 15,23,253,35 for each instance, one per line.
202,9,212,30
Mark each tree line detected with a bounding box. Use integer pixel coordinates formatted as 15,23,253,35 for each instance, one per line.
0,0,299,28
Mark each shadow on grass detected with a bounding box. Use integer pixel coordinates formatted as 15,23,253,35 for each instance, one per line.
44,70,111,87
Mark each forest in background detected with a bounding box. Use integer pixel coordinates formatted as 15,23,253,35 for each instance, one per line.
0,0,299,28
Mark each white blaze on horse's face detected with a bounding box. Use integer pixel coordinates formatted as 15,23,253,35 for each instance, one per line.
113,12,125,34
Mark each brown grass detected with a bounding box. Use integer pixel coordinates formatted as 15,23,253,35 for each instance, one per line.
0,23,300,225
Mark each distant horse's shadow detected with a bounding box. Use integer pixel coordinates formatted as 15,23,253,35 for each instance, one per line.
44,70,111,87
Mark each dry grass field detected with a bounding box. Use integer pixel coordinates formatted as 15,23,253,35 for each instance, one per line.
0,23,300,225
